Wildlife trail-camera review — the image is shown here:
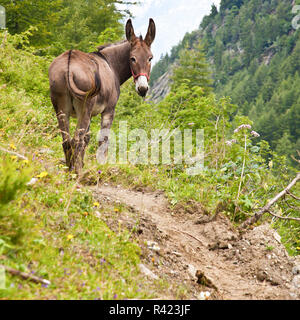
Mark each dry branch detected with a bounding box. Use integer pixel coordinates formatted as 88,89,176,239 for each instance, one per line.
0,146,28,160
287,190,300,201
241,172,300,228
0,265,51,286
266,210,300,222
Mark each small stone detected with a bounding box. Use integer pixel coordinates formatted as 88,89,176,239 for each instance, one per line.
257,270,268,282
228,243,233,249
292,265,300,275
139,264,158,280
219,241,228,249
172,251,182,257
151,245,161,252
292,275,300,289
188,264,197,279
26,178,38,186
273,232,281,243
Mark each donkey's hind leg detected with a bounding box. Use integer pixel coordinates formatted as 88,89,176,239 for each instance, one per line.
73,98,94,174
51,94,73,169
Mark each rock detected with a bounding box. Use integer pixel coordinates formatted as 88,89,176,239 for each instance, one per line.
26,178,38,186
172,251,182,257
146,241,160,252
292,265,300,275
139,264,158,280
273,231,281,244
257,270,268,282
219,241,229,249
228,243,233,249
188,264,197,279
268,275,282,286
291,275,300,289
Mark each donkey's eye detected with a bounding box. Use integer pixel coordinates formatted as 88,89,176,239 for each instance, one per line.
130,57,136,63
149,57,153,62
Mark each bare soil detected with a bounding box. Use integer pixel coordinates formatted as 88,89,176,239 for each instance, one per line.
92,184,300,300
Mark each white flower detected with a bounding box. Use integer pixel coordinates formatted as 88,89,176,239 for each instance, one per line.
234,124,252,133
251,130,260,138
225,139,237,146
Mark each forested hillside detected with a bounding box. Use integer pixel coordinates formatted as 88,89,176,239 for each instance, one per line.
150,0,300,161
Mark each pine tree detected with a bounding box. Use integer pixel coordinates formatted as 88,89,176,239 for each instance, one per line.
172,41,212,95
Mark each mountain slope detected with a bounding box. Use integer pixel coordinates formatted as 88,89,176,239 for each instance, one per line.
150,0,300,159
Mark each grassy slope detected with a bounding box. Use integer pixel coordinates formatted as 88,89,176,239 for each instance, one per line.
0,32,168,300
0,29,299,299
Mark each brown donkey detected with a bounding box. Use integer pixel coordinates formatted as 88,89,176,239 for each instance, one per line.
49,19,156,173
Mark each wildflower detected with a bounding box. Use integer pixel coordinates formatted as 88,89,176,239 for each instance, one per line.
83,212,88,216
93,202,100,207
98,170,102,174
250,130,260,138
234,124,252,133
114,208,119,212
10,155,17,160
67,234,74,241
225,139,237,146
22,159,29,165
113,294,118,299
9,143,17,150
36,171,48,179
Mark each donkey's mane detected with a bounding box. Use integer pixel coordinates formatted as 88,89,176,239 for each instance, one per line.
96,35,144,52
96,39,128,52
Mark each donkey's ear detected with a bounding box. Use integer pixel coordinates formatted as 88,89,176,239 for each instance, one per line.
144,18,156,47
126,19,136,44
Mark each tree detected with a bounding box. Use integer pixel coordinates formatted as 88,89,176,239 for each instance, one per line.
172,41,213,95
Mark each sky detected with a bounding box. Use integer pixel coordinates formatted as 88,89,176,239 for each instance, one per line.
118,0,221,64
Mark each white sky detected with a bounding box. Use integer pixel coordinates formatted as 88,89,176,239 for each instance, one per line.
118,0,221,63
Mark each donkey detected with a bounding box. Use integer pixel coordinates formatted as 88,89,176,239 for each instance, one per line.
49,19,156,174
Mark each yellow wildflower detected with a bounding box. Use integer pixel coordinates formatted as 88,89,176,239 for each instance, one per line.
10,155,17,160
67,234,74,241
93,202,100,207
9,143,17,150
36,171,48,179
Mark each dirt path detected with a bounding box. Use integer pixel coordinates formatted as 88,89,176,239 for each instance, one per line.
92,184,300,300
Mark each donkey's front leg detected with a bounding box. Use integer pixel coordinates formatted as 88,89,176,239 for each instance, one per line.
97,110,114,164
73,99,94,174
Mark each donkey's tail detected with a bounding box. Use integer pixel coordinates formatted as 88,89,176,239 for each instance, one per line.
66,50,101,101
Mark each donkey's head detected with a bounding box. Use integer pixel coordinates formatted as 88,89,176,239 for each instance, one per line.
126,18,156,97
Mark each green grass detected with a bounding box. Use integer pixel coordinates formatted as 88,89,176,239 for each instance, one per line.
0,29,299,300
0,34,166,299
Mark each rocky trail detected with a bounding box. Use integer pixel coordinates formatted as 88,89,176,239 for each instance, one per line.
92,184,300,300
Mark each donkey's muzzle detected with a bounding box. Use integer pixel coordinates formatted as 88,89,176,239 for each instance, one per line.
138,86,148,97
136,75,149,97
